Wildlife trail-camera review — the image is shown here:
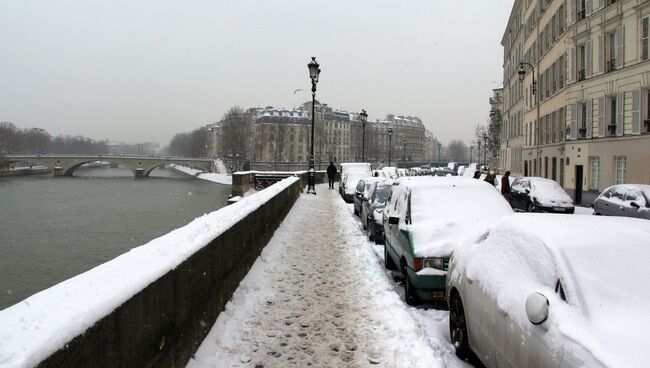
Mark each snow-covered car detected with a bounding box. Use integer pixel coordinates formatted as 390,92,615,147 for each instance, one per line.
338,163,372,203
510,177,574,213
382,177,513,305
381,166,398,179
361,179,393,243
447,214,650,368
432,168,457,177
352,177,383,217
593,184,650,219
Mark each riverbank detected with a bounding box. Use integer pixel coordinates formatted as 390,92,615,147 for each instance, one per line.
169,164,232,185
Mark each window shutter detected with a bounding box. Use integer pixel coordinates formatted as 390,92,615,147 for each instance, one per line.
586,99,593,138
570,103,578,140
598,34,604,74
585,39,593,77
615,26,624,69
586,0,592,16
598,97,606,137
570,47,577,83
571,0,577,24
616,92,624,136
632,90,641,134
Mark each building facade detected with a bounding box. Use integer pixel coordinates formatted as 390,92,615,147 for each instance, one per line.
501,0,650,204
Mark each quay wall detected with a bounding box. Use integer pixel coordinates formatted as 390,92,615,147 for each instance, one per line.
0,177,301,368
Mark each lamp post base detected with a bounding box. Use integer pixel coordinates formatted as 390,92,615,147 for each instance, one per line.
307,169,316,195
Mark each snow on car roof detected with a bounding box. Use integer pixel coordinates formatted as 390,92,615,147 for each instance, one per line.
455,213,650,367
396,176,514,257
603,183,650,198
521,177,572,203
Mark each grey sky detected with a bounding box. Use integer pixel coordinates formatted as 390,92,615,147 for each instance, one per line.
0,0,512,145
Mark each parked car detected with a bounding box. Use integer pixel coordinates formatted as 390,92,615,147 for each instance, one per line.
510,177,574,213
447,214,650,367
353,177,383,217
338,163,372,203
432,168,458,177
383,177,513,305
381,166,399,179
593,184,650,219
361,179,393,243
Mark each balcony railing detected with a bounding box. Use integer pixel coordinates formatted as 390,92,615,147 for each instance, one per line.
607,124,617,136
576,9,586,21
577,68,586,81
578,127,587,139
606,58,617,73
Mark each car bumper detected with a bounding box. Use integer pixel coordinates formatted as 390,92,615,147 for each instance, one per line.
536,205,575,214
407,268,447,301
342,193,354,203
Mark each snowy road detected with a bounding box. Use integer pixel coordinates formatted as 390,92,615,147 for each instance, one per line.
188,184,470,368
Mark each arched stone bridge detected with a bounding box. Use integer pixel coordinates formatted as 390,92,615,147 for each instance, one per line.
4,155,216,178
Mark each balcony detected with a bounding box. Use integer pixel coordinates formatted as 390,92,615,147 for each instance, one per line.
489,96,502,105
577,68,586,81
607,124,617,136
576,8,586,21
578,127,587,139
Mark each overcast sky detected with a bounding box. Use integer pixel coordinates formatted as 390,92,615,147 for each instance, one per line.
0,0,513,146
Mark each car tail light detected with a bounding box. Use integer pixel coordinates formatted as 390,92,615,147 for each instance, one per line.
413,258,422,272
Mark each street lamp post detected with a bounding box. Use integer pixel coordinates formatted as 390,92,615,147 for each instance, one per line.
477,141,482,167
437,142,442,164
359,109,367,162
387,127,393,167
402,138,406,169
519,61,539,175
307,57,321,194
469,146,473,163
483,132,488,169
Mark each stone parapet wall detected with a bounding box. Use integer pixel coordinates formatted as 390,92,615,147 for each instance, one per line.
37,178,302,368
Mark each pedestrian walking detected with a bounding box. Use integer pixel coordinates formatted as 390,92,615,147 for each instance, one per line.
327,161,337,189
483,171,496,186
501,170,512,204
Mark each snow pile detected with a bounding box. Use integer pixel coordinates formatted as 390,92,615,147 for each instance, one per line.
169,164,232,185
451,214,650,367
188,185,468,368
0,177,299,368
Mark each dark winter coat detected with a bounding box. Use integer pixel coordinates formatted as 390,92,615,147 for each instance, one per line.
327,164,337,178
501,175,511,195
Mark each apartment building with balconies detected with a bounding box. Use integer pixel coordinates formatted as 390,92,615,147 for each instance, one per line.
500,0,650,205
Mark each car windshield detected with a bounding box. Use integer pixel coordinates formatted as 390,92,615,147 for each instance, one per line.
530,179,571,202
372,183,392,205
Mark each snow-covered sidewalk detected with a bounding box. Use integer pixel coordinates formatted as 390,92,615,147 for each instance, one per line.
187,184,469,368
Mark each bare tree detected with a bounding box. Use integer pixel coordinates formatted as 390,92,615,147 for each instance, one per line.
446,139,468,162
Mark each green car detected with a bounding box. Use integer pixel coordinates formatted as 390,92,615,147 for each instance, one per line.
382,176,514,305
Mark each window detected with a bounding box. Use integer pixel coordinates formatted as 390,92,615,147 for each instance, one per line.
590,157,600,190
641,17,650,60
615,156,627,184
609,96,617,136
578,44,586,81
606,32,616,72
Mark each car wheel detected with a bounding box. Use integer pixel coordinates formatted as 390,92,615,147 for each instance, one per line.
526,201,535,213
404,274,419,306
449,292,470,360
384,244,396,270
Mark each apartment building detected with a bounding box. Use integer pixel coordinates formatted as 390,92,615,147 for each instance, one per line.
501,0,650,204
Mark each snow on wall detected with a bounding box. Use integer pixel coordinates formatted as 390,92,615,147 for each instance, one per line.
0,177,300,368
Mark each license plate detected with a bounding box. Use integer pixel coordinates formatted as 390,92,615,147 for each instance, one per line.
432,291,445,299
553,207,565,211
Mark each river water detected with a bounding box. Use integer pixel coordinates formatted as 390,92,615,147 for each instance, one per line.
0,166,230,310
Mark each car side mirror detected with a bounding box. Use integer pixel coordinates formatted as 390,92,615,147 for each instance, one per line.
526,292,549,325
630,202,640,209
388,216,399,225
